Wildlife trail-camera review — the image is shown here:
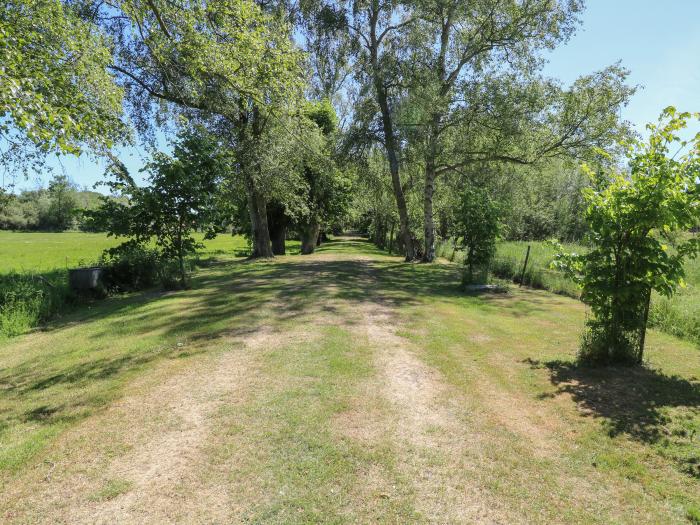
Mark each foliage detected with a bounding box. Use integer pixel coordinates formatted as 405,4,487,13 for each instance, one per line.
0,270,72,338
0,0,124,172
453,185,499,284
0,175,118,231
89,129,227,287
45,175,77,231
555,108,700,365
299,100,353,232
498,161,591,242
99,241,177,292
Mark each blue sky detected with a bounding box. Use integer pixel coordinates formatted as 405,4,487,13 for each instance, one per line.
16,0,700,192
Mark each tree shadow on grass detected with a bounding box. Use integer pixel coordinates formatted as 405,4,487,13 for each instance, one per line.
526,358,700,477
1,237,575,450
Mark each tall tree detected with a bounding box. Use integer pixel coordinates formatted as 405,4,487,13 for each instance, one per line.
46,174,77,231
408,0,634,261
85,0,304,257
346,0,418,260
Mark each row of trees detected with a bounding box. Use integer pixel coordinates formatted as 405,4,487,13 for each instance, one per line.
3,0,634,259
3,0,699,364
0,175,103,231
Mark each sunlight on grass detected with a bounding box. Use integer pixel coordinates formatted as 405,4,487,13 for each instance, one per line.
1,237,698,523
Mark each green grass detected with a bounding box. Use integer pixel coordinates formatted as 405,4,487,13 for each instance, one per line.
88,478,134,502
1,237,699,523
436,238,700,347
0,230,264,273
0,231,302,339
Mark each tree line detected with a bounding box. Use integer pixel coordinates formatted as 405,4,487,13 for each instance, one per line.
0,175,109,231
2,0,698,364
2,0,633,255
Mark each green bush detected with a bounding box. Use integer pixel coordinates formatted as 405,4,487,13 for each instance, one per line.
100,242,189,292
0,271,73,338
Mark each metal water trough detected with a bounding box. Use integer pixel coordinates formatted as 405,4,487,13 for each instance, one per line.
68,267,103,292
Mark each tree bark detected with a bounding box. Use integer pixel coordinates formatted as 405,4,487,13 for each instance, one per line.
423,163,436,262
244,173,273,258
421,10,453,262
270,224,286,255
267,202,287,255
242,103,273,258
300,216,320,255
388,221,395,254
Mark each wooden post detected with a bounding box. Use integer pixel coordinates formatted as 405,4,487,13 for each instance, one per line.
519,245,531,287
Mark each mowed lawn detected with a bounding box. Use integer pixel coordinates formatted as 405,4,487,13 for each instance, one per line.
1,238,699,523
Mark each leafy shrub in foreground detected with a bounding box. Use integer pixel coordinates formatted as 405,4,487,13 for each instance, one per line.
555,108,700,365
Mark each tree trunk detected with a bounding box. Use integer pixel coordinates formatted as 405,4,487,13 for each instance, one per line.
388,221,395,254
267,202,287,256
637,286,652,364
270,223,286,255
243,103,274,258
422,166,436,262
245,173,274,258
422,111,441,263
300,216,320,255
178,254,186,288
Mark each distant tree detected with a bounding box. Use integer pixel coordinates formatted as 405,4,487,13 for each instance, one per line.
298,100,352,254
555,108,700,365
90,129,227,287
44,174,77,230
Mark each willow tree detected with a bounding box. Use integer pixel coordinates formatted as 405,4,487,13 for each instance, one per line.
84,0,304,257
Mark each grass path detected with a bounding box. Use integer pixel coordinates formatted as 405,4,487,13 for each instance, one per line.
1,238,699,523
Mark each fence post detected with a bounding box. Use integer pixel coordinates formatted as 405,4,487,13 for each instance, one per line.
519,245,531,287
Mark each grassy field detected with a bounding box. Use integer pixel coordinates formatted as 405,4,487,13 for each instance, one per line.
0,231,278,273
1,237,699,523
437,238,700,347
0,231,302,339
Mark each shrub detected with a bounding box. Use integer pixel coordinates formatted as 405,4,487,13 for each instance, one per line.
100,242,162,292
453,186,499,285
555,108,700,365
100,242,191,292
0,271,72,338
